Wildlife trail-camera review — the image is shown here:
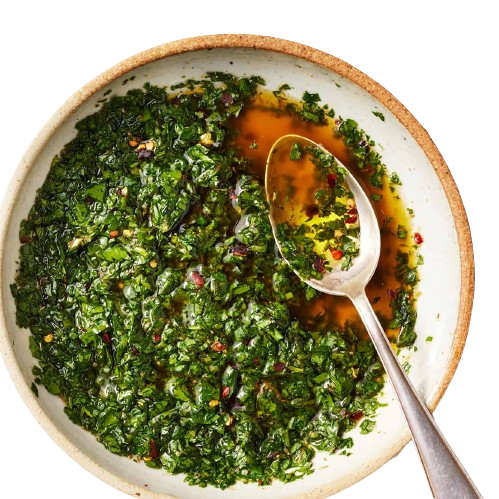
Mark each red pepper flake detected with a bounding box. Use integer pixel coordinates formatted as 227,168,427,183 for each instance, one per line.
347,207,358,215
109,230,120,238
330,249,344,260
149,439,158,459
414,232,424,245
211,340,226,352
349,410,364,421
230,243,248,257
228,189,238,200
20,235,32,244
221,92,234,106
273,362,286,372
252,357,260,365
387,288,397,300
313,256,327,274
102,333,112,345
221,386,231,399
191,271,205,288
137,149,154,161
327,173,337,188
152,333,161,343
345,214,358,224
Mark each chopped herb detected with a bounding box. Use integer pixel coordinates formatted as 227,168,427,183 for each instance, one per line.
397,224,407,239
396,251,419,286
360,419,376,434
335,117,386,188
302,91,321,103
286,91,330,124
390,172,402,185
273,83,291,100
122,75,136,85
372,111,385,121
389,287,417,347
290,142,303,160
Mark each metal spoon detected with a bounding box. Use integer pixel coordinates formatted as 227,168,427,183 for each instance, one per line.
265,134,481,499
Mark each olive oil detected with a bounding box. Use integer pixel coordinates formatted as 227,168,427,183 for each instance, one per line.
232,93,414,340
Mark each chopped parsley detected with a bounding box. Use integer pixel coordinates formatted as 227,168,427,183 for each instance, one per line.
286,91,335,124
390,172,403,185
273,83,291,100
290,142,303,160
397,224,408,240
372,110,385,121
360,418,377,434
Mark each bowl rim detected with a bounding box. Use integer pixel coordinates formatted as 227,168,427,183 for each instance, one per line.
0,34,475,499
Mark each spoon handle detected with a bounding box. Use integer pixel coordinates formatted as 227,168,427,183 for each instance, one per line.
351,290,481,499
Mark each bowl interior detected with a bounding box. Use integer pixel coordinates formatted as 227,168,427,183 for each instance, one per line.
0,43,464,498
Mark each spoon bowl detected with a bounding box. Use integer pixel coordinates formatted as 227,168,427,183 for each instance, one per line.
265,134,381,298
266,134,482,499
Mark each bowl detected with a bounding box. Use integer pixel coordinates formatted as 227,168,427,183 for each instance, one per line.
0,35,474,498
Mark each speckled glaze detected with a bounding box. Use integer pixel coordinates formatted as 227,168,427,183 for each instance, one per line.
0,35,474,499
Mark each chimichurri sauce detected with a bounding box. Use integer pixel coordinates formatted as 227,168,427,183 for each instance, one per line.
11,74,421,489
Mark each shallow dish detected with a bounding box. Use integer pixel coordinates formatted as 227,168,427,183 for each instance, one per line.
0,35,474,498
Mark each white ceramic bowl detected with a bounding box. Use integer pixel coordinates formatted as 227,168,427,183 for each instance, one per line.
0,35,474,498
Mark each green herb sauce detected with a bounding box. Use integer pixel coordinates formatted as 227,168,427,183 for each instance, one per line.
12,73,419,489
